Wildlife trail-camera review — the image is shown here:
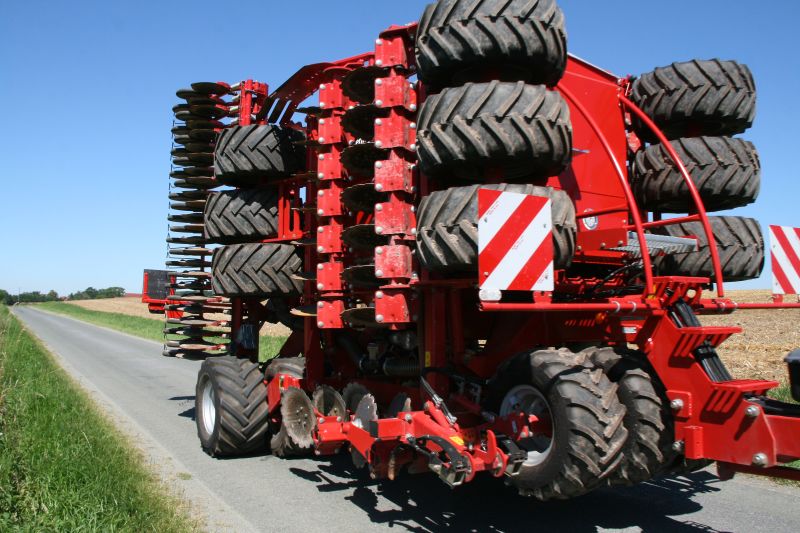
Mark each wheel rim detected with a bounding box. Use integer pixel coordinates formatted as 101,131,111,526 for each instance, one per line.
499,384,554,467
200,375,217,435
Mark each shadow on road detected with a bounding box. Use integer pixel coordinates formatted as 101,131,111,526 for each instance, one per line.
289,455,726,532
169,395,196,420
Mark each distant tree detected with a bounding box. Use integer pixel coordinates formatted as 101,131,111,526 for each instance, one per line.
0,289,11,305
46,290,59,301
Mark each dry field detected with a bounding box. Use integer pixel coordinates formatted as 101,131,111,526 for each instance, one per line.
69,291,798,382
67,296,290,337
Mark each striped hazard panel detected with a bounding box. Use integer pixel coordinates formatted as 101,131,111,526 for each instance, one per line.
478,188,554,295
770,225,800,295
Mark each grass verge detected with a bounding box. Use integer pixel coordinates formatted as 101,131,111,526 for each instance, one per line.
34,301,286,360
0,305,197,531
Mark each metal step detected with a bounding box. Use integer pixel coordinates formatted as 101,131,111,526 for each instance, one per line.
611,232,698,256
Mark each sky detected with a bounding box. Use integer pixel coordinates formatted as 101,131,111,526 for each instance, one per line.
1,0,798,295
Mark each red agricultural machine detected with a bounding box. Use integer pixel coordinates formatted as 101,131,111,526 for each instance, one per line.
161,0,800,499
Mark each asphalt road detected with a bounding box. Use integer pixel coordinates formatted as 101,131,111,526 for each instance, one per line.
12,306,800,533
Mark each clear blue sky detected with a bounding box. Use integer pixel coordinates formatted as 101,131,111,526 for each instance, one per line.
1,0,798,294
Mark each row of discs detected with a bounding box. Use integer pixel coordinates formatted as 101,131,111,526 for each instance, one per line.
164,81,233,358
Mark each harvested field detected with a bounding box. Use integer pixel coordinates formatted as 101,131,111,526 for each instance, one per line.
67,296,290,337
67,291,798,382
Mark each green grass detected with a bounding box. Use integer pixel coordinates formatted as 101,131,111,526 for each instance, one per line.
0,305,197,531
34,301,287,361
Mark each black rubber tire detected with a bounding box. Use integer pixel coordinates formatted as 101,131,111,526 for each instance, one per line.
195,356,269,457
212,243,303,297
488,348,627,500
415,0,567,89
265,356,306,379
587,347,675,486
204,188,279,243
632,136,760,212
630,59,756,141
417,81,572,181
416,184,576,273
214,125,305,187
655,216,764,282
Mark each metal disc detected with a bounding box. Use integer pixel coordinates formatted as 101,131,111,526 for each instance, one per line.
176,87,199,99
280,387,317,449
172,103,191,114
188,105,228,119
169,224,205,234
165,257,209,267
185,118,224,130
171,166,213,177
342,382,370,414
342,183,386,212
341,307,388,329
341,224,388,251
170,200,207,211
353,394,379,430
186,95,226,106
342,105,385,140
167,212,204,223
342,66,389,105
190,81,230,95
172,135,192,145
188,129,217,141
167,247,212,256
172,177,218,189
312,385,347,419
341,143,387,178
169,190,207,201
342,264,380,289
171,126,191,135
167,235,206,245
386,393,412,418
183,142,214,153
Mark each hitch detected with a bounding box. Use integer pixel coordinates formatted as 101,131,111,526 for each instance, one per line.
495,434,527,476
407,435,471,487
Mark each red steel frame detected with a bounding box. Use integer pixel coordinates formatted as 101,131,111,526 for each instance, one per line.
217,22,800,485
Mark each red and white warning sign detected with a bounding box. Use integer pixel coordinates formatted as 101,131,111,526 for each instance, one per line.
770,225,800,295
478,189,554,297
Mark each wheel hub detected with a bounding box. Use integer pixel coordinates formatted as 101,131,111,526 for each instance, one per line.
499,385,553,467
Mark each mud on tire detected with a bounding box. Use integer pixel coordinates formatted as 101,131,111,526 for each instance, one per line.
416,184,576,272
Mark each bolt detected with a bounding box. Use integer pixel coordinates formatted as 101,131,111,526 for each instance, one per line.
317,209,325,216
409,144,417,151
375,161,383,169
670,399,684,412
319,118,326,125
318,301,325,308
317,227,324,234
753,453,768,467
317,172,325,179
318,190,325,197
375,226,383,234
409,123,416,129
376,269,384,277
317,321,325,328
319,102,326,108
375,183,384,192
318,417,325,425
375,314,384,323
376,59,383,66
405,414,413,423
317,263,324,270
317,246,325,253
375,100,383,107
375,204,383,212
376,247,384,255
411,272,419,280
410,206,416,213
375,79,383,86
375,39,382,45
320,84,326,90
317,283,325,290
745,405,760,418
376,291,384,299
410,228,417,235
318,137,325,143
410,104,417,112
672,440,685,452
318,154,326,161
375,141,383,148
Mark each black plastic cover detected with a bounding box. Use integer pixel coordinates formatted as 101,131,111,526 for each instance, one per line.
785,349,800,402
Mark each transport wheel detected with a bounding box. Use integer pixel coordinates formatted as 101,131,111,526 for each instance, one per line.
415,0,567,89
488,348,627,500
195,356,269,457
631,136,760,212
212,243,303,297
204,187,279,243
214,124,305,187
416,81,572,181
587,347,674,486
630,59,756,141
655,216,764,282
416,184,576,273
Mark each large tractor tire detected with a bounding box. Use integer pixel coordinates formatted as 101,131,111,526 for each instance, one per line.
632,137,760,213
587,347,674,486
214,124,305,187
212,243,303,297
416,184,576,273
630,59,756,141
655,216,764,282
415,0,567,89
204,188,279,243
195,356,269,457
416,81,572,181
488,348,627,500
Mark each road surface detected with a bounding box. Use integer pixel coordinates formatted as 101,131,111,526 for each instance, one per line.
12,306,800,533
